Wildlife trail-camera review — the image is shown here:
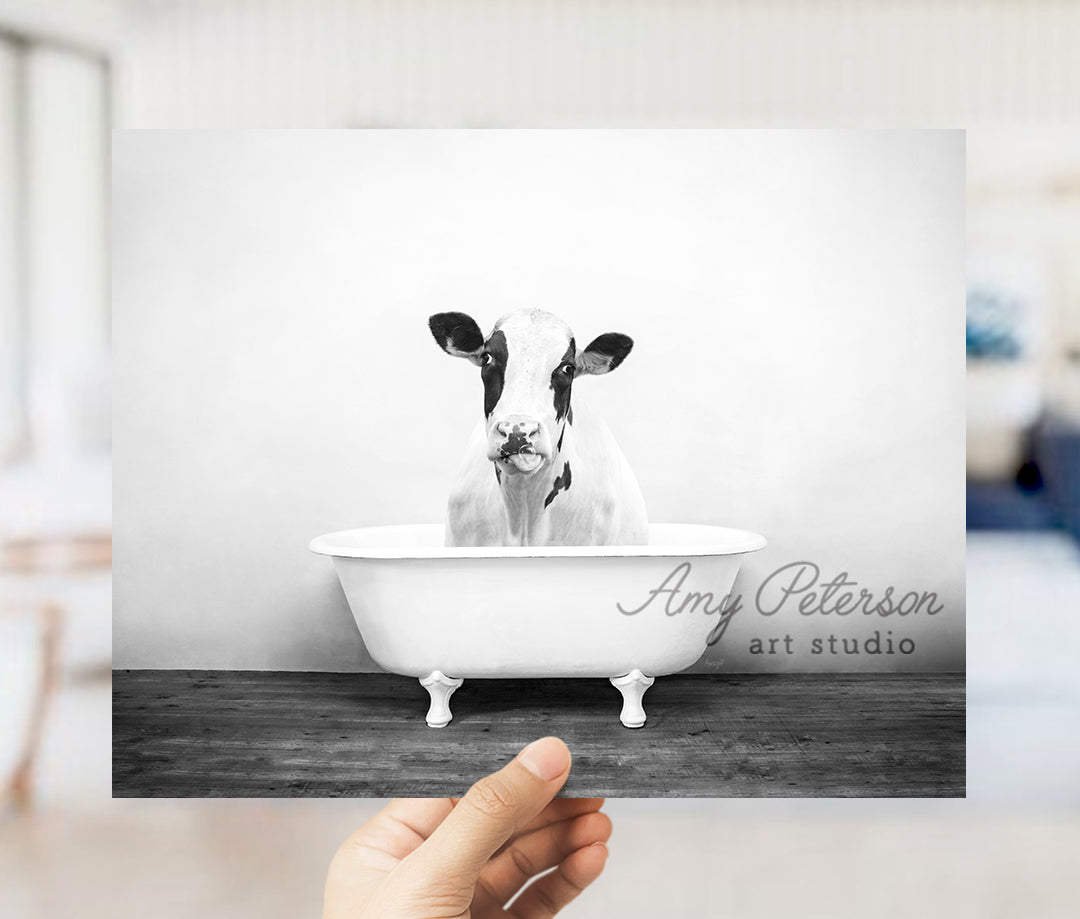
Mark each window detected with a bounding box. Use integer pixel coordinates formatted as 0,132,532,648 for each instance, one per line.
0,26,110,464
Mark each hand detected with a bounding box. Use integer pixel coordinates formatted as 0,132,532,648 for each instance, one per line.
323,737,611,918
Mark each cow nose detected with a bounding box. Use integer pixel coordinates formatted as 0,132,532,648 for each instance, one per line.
496,420,540,440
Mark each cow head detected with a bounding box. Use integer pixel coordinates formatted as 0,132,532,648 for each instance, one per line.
428,309,633,477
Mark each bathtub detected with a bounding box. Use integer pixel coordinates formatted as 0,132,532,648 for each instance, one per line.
310,523,766,728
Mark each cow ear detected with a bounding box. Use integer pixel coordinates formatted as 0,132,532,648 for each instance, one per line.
577,333,633,375
428,312,485,365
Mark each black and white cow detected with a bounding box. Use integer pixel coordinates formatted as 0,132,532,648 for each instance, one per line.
429,308,648,547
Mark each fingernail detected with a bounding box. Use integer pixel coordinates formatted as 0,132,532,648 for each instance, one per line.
516,737,569,781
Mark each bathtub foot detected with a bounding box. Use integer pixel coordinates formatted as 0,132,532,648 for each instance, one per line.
610,670,655,728
420,671,464,728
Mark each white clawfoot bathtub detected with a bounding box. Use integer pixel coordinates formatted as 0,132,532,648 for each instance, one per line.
310,524,766,728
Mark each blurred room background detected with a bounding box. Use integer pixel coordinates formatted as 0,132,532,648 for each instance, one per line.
2,1,1079,917
965,129,1080,809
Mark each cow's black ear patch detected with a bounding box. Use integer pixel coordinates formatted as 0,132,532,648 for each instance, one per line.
550,338,575,422
577,332,633,375
483,329,508,418
429,312,485,362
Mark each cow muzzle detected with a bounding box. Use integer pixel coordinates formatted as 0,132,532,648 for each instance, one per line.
490,418,546,475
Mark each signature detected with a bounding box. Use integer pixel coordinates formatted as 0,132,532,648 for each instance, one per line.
616,562,741,646
616,559,945,647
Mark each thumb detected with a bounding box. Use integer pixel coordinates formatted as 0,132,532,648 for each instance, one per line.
402,737,571,882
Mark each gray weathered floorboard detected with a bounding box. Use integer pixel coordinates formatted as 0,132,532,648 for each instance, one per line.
112,671,965,798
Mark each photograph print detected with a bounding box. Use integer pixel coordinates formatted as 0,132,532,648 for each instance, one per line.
112,129,965,797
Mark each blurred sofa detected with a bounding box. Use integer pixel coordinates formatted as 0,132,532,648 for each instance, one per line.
967,413,1080,540
1035,413,1080,541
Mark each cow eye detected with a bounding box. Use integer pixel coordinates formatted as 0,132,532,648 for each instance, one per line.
560,362,575,375
480,352,492,366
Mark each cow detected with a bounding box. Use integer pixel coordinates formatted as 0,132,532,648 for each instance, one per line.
428,308,648,547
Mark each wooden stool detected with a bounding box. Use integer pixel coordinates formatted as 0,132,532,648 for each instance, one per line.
1,534,111,811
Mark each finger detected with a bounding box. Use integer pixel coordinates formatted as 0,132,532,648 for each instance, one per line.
509,842,609,919
401,737,571,881
449,795,604,848
477,810,612,907
378,798,458,841
343,798,456,862
495,798,606,855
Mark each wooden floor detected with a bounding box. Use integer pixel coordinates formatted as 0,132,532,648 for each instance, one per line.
112,671,965,798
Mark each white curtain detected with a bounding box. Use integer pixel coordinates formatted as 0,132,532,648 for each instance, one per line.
23,45,109,461
0,36,109,465
0,37,21,460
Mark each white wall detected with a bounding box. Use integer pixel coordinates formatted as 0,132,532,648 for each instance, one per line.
113,130,965,672
114,0,1080,129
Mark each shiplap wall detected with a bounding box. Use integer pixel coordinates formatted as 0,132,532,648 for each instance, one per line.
115,0,1080,128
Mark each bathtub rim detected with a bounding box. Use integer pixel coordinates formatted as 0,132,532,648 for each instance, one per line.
309,522,767,559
